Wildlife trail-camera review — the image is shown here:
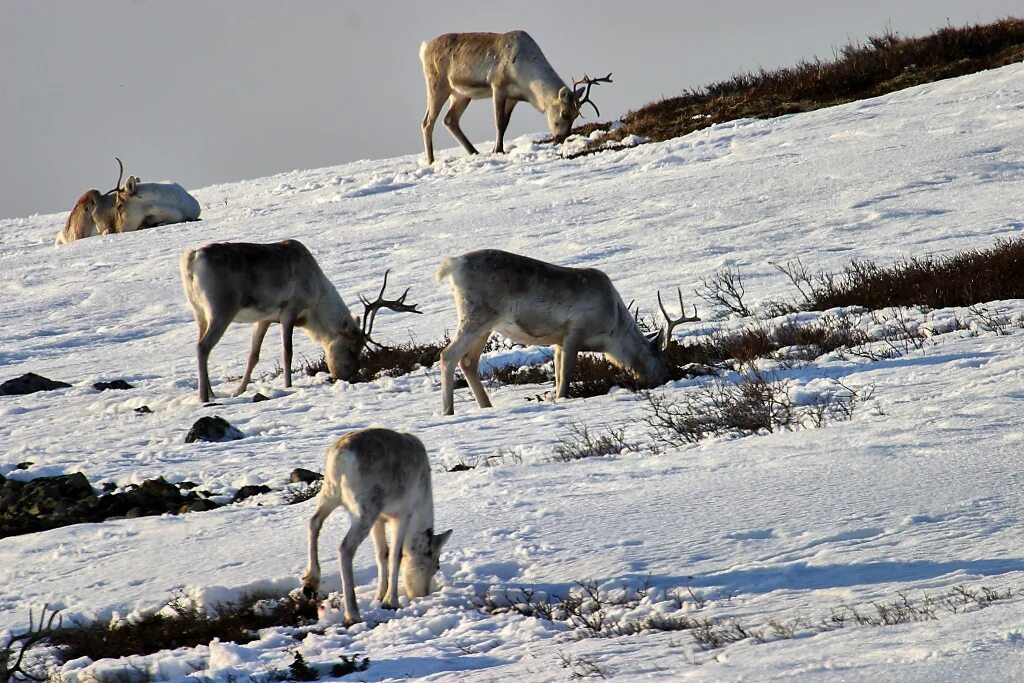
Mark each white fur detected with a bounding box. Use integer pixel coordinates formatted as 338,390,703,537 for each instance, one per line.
419,30,580,164
437,249,695,415
179,240,362,403
300,428,452,625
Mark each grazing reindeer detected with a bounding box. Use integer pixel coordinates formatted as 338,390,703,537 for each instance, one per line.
436,249,698,415
419,30,611,164
56,158,201,245
301,428,452,626
180,240,420,403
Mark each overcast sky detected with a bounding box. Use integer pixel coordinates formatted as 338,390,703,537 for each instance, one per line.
1,1,1020,220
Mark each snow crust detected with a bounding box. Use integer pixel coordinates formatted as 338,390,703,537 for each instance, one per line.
2,62,1024,680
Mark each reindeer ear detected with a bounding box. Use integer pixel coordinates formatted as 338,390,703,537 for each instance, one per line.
558,86,573,103
431,529,453,552
125,176,139,194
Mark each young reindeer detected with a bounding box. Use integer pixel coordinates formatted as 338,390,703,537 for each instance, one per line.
436,249,698,415
301,428,452,626
419,30,611,164
180,240,420,403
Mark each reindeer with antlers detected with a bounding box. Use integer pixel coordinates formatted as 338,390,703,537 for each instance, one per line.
180,240,421,403
0,605,61,682
436,249,698,415
419,30,612,164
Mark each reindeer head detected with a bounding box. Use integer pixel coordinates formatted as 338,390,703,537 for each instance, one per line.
327,270,423,382
400,527,452,597
549,73,614,143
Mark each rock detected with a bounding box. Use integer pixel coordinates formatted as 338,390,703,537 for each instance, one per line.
289,468,323,484
0,472,226,539
446,463,474,472
232,484,272,503
101,482,117,492
0,372,72,396
134,405,153,414
16,461,32,470
180,499,219,513
185,415,244,443
178,481,199,490
93,380,134,391
252,392,270,403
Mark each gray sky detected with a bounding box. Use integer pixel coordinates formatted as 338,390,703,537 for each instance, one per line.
1,1,1020,220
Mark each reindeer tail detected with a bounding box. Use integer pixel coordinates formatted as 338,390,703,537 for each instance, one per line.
435,256,456,284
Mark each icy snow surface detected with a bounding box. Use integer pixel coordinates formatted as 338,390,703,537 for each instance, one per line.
2,62,1024,681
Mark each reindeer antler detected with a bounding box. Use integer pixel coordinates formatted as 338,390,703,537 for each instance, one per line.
359,270,423,347
571,73,613,117
657,287,700,351
104,157,125,196
1,604,62,682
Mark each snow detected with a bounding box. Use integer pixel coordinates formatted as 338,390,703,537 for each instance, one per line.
3,62,1024,680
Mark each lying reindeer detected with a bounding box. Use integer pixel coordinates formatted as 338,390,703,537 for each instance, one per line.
436,249,697,415
419,30,611,164
56,158,200,245
180,240,421,403
301,427,452,625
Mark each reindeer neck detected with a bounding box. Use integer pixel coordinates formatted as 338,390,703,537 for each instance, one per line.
307,283,354,343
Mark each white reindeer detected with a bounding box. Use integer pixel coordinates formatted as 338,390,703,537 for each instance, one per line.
301,428,452,625
111,174,200,234
436,249,697,415
419,30,611,164
180,240,420,403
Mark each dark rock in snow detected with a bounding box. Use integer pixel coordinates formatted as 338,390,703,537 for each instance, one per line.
93,380,134,391
252,392,270,403
0,372,72,396
0,473,225,539
185,415,244,443
232,484,272,503
289,468,324,484
16,461,33,470
134,405,153,414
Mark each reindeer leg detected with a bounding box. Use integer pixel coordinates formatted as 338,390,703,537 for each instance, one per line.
492,94,512,154
371,518,389,602
460,331,493,408
280,316,295,388
444,95,478,156
422,86,448,165
196,313,232,403
301,491,341,598
441,323,493,415
339,509,378,626
384,514,410,608
555,335,582,400
235,321,271,397
553,346,563,396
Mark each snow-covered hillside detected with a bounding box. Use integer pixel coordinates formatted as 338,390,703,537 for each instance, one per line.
2,62,1024,681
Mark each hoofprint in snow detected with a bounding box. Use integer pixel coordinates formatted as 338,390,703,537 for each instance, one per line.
1,63,1024,681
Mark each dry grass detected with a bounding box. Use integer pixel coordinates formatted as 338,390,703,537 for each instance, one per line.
567,19,1024,154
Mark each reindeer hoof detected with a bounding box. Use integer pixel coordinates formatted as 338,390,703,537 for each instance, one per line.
381,600,397,611
301,585,317,600
344,616,361,627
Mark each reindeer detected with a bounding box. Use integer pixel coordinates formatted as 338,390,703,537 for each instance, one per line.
56,158,201,245
419,30,611,164
180,240,421,403
111,174,201,234
301,428,452,626
436,249,698,415
55,159,124,245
